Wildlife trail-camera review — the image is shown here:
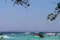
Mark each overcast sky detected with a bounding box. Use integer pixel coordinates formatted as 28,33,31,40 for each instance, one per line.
0,0,60,32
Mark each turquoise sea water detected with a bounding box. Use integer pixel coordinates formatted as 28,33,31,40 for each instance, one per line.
1,32,60,40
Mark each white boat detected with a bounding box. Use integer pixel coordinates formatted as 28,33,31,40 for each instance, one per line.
34,32,39,33
24,32,30,34
46,33,56,36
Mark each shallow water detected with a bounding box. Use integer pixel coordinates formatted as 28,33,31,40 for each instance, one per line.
1,33,60,40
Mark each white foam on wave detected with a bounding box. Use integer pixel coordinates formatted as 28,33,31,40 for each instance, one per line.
3,35,11,38
2,35,13,39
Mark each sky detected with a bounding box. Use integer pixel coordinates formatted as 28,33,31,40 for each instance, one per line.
0,0,60,32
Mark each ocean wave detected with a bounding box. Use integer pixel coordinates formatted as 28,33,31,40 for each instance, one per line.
0,35,13,39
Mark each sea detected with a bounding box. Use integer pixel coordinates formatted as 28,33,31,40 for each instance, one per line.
0,32,60,40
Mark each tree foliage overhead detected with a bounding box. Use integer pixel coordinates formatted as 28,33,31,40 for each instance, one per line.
47,2,60,21
5,0,30,8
